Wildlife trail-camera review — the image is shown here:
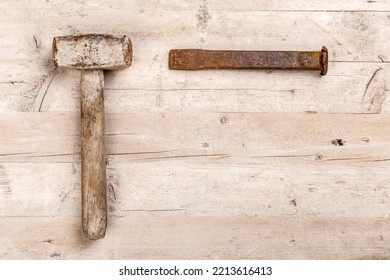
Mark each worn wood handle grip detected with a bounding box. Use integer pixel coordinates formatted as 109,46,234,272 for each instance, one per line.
80,69,107,240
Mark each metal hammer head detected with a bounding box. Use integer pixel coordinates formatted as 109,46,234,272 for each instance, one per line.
53,34,132,70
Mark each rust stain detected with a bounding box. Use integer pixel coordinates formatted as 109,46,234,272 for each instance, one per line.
169,47,328,75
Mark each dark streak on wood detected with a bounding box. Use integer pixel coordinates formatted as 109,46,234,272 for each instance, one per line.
123,209,188,212
107,150,176,156
363,68,383,98
250,154,314,159
38,69,59,112
320,157,366,162
0,152,34,157
144,153,228,160
108,183,117,201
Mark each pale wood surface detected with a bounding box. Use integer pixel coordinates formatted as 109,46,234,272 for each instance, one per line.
0,0,389,259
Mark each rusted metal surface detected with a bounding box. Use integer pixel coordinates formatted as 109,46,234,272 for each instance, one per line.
169,47,328,75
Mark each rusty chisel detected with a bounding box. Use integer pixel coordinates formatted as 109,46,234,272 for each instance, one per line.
169,47,328,75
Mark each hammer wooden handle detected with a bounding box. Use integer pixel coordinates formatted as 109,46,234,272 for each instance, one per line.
81,69,107,240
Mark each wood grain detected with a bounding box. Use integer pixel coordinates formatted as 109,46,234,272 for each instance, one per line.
0,113,389,259
0,112,390,162
0,2,389,113
0,217,389,259
0,0,389,259
80,70,107,240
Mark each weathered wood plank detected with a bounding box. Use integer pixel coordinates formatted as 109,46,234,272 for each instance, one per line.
1,61,385,113
0,112,389,162
0,160,389,218
0,216,388,259
1,0,390,13
1,5,387,64
0,1,389,112
2,63,389,113
0,113,389,218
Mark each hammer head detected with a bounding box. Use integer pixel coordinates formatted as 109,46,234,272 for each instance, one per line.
53,34,132,70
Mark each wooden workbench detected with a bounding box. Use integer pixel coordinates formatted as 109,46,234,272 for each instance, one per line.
0,0,389,259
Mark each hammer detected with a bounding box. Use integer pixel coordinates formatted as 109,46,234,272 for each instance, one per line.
53,34,132,240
